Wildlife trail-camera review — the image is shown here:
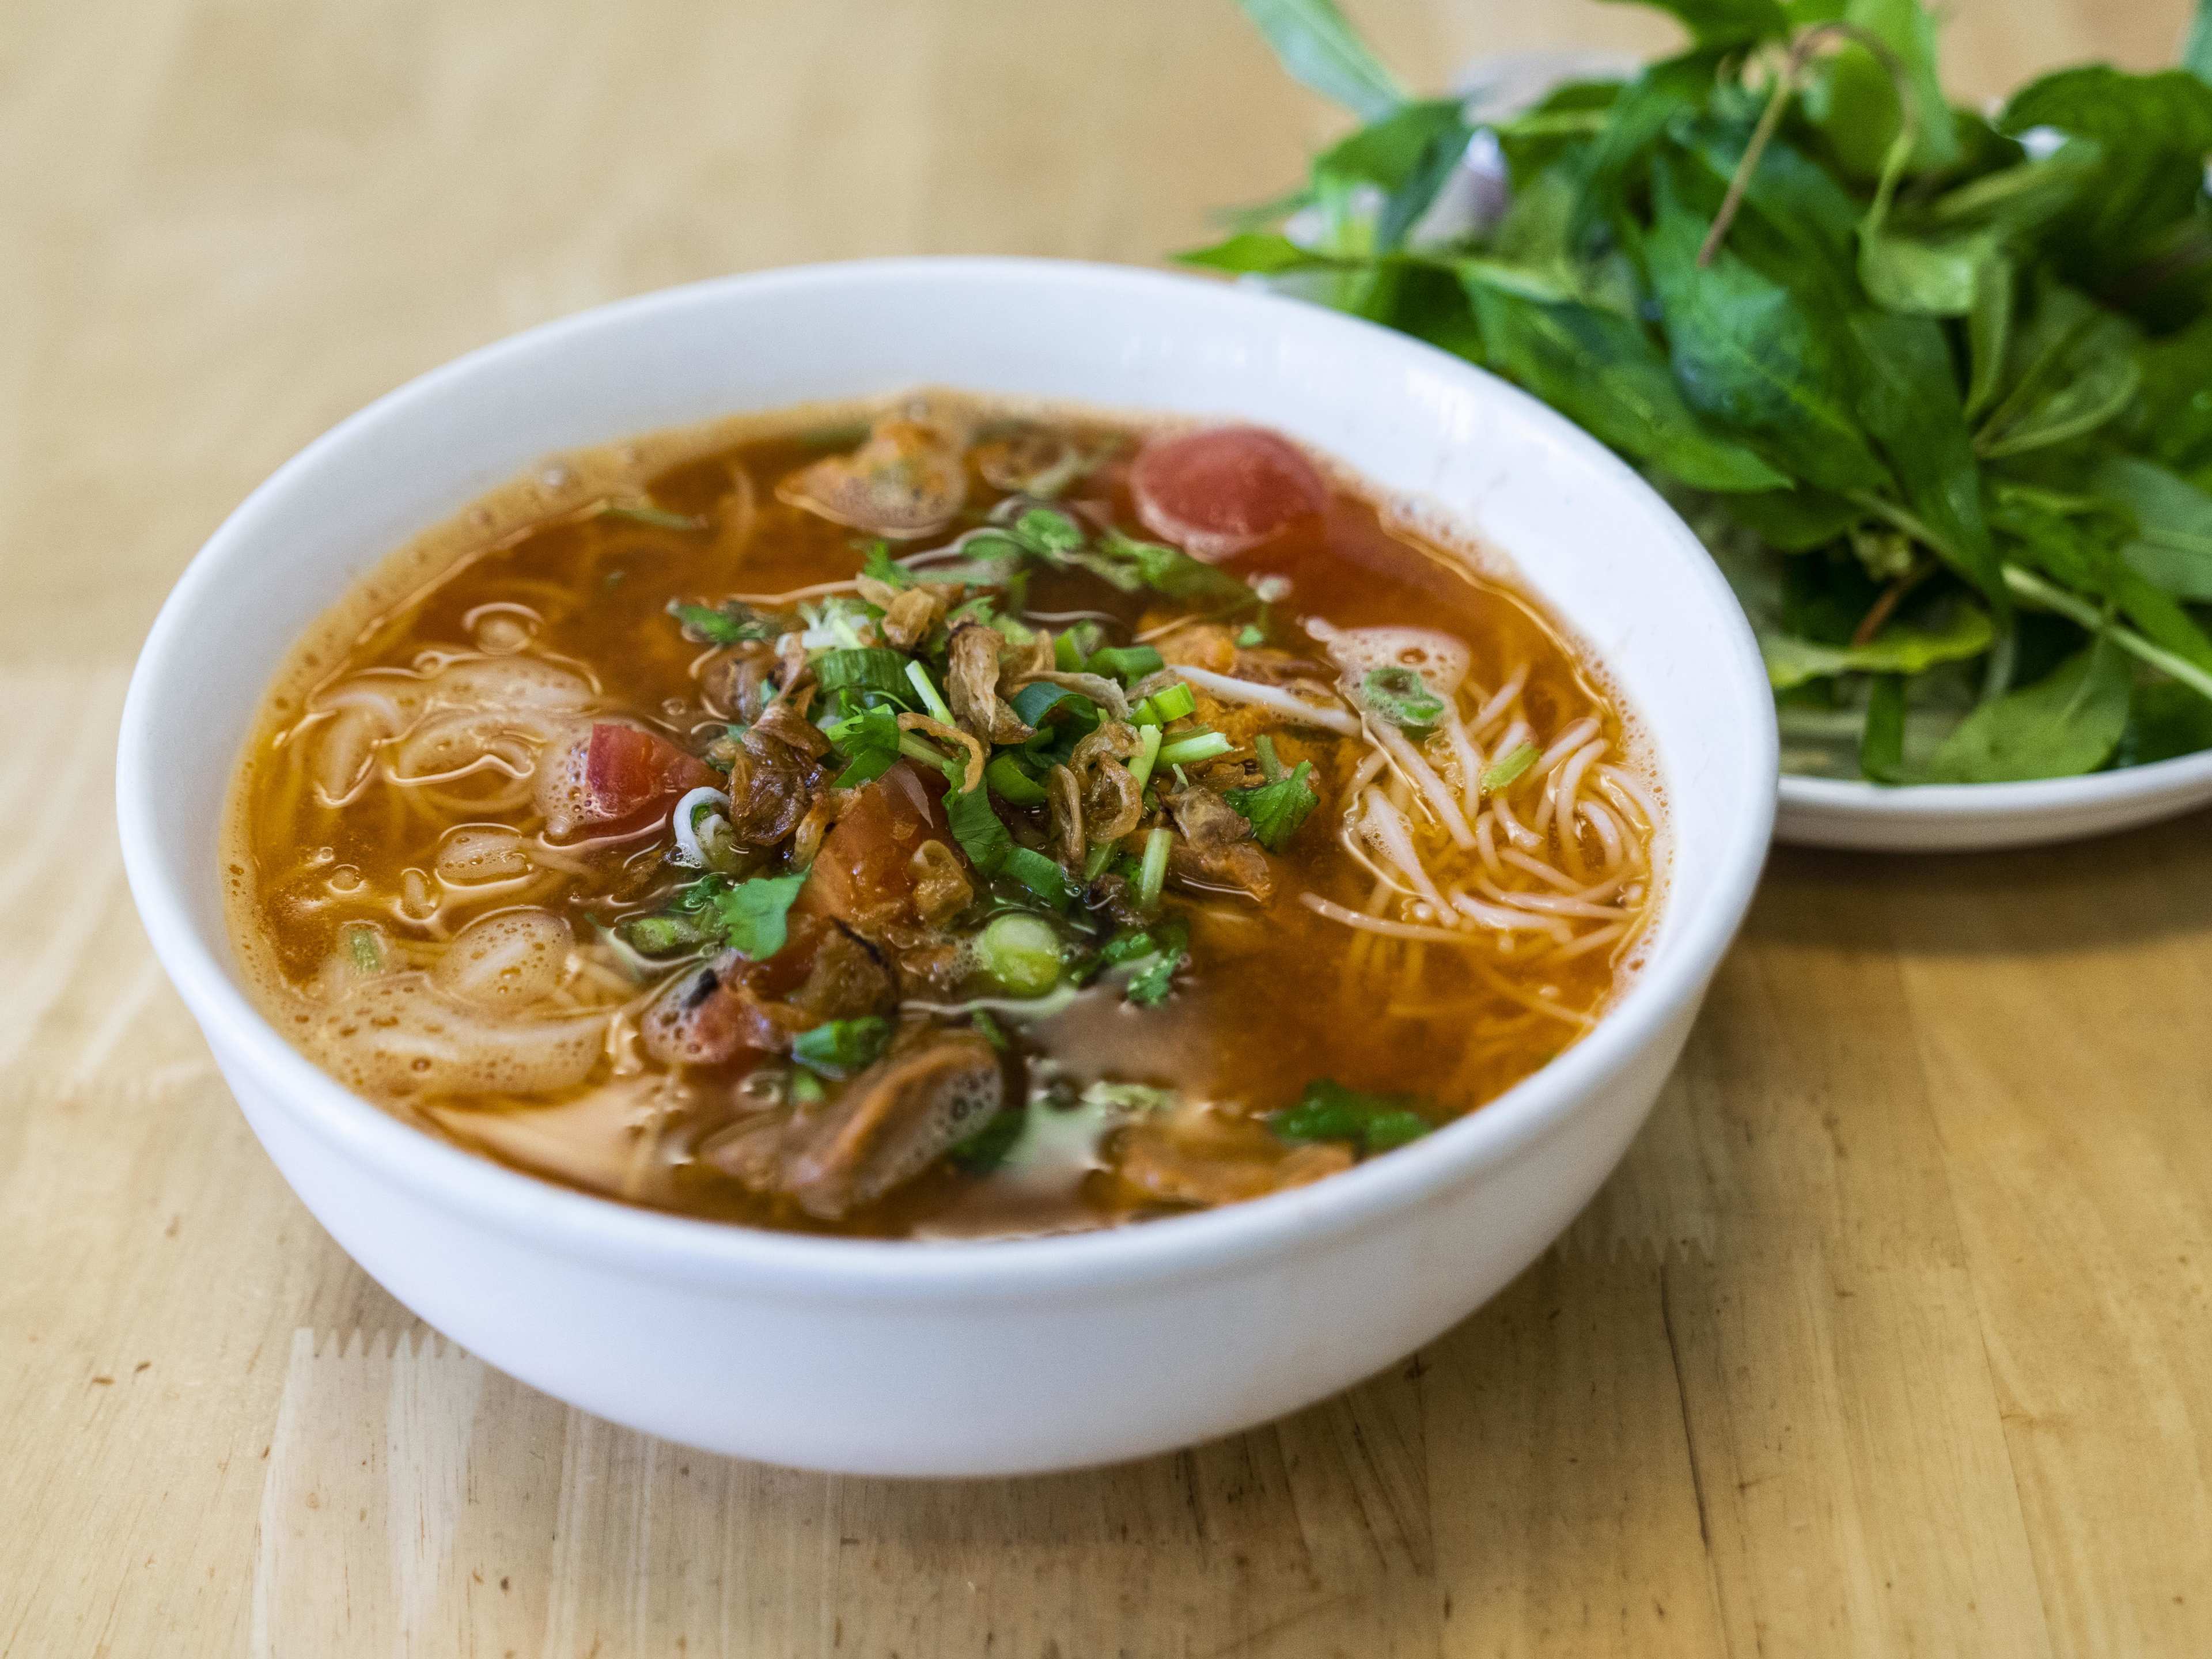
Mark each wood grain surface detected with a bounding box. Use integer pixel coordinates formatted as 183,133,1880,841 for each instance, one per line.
4,0,2207,1653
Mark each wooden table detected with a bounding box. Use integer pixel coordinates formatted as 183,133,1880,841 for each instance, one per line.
6,1,2206,1652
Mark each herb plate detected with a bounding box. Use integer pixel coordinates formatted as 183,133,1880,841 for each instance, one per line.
1777,753,2212,851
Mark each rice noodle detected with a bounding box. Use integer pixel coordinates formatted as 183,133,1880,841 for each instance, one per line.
1530,718,1600,783
1345,747,1388,798
1301,892,1493,946
1173,665,1361,736
1471,665,1528,738
1596,764,1662,832
1547,922,1628,964
1579,800,1626,870
1488,791,1541,851
1474,811,1504,881
1501,846,1581,892
728,578,865,606
1366,718,1475,848
1538,738,1607,836
1439,703,1484,820
1476,876,1626,921
1359,789,1452,916
1445,889,1573,940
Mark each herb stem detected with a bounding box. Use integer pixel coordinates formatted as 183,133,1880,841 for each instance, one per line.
1700,22,1914,270
2002,565,2212,703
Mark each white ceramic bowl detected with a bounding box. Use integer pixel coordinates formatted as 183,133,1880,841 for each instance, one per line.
1777,759,2212,852
117,258,1775,1476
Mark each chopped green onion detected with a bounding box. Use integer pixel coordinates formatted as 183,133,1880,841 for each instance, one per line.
974,912,1064,997
1155,730,1232,768
1081,841,1117,881
1481,742,1540,791
1236,623,1267,647
789,1070,825,1105
986,752,1050,806
815,647,914,701
1001,846,1075,908
790,1016,892,1079
1136,826,1172,910
1086,644,1165,682
1054,622,1105,670
946,784,1014,869
905,660,955,723
971,1009,1011,1052
1361,666,1446,732
1010,681,1080,726
1128,724,1164,791
897,732,963,785
1145,681,1196,722
618,914,709,956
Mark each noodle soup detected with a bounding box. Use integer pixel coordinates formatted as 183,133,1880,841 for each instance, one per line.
226,395,1659,1240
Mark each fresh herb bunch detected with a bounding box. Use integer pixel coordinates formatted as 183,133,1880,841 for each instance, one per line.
1195,0,2212,783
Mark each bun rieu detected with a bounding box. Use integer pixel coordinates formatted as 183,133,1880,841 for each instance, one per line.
225,396,1660,1238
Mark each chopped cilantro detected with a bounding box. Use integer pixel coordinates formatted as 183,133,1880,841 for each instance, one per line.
1227,736,1318,850
948,1106,1027,1174
1271,1079,1435,1156
790,1016,892,1079
825,703,903,787
698,871,808,960
859,541,914,589
667,600,778,646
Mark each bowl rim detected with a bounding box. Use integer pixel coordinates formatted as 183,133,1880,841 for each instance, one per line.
116,255,1777,1301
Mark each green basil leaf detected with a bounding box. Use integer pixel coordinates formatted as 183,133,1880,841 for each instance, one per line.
1177,232,1337,275
1860,673,1909,783
1922,635,2132,782
1461,278,1790,493
1846,309,2005,605
2090,454,2212,602
1975,281,2142,460
1232,0,1406,122
1759,603,1995,690
1643,195,1892,495
1596,0,1787,47
2119,678,2212,765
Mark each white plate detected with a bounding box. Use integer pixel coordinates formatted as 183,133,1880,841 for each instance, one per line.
1777,756,2212,851
1449,51,2212,854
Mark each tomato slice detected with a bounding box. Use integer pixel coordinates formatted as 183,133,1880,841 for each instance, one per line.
1130,426,1328,560
575,723,715,834
800,762,952,929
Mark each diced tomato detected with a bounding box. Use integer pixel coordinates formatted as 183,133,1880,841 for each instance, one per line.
577,723,715,834
800,762,953,930
1130,426,1327,560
